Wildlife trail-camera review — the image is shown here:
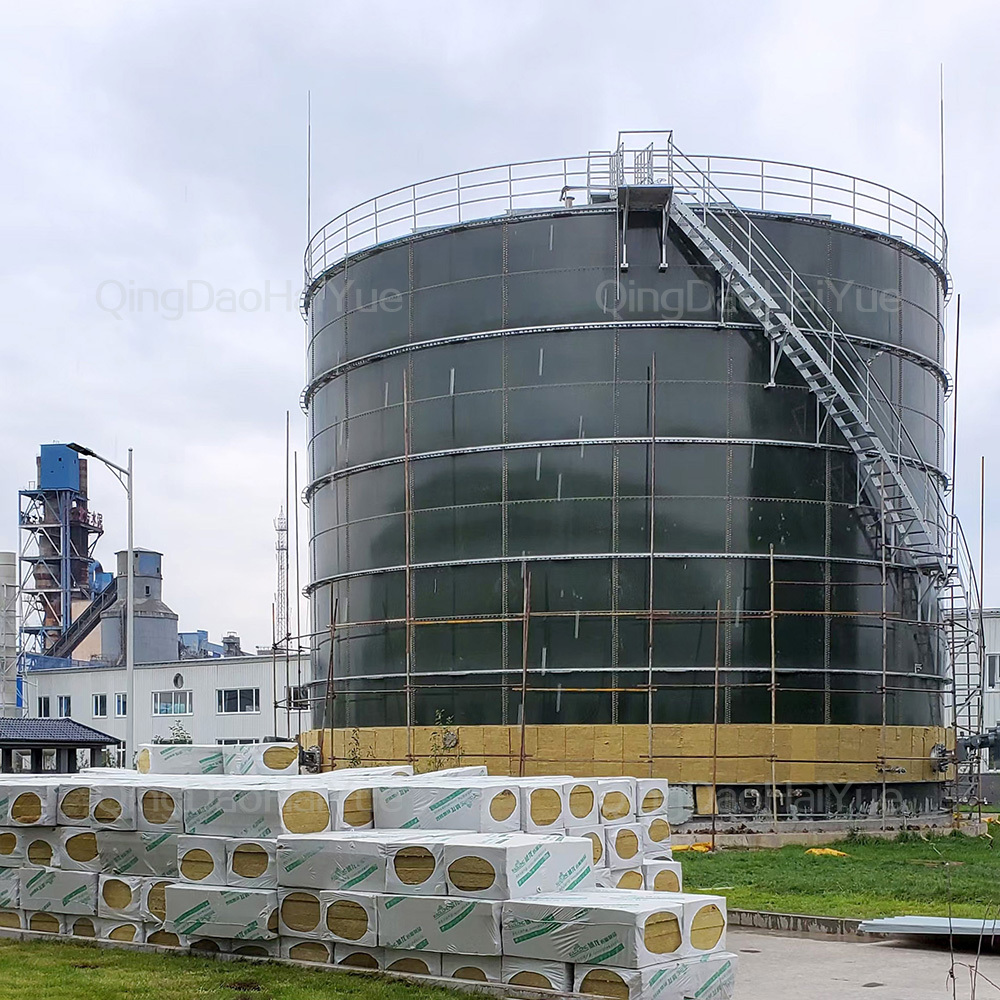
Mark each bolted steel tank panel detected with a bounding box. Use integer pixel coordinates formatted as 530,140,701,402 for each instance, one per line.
303,156,949,733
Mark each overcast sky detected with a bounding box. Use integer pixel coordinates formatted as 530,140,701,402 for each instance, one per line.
1,0,997,651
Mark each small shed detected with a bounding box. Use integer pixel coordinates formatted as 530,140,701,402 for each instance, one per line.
0,718,118,773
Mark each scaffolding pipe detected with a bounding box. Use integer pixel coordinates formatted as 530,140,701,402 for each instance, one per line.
519,564,531,778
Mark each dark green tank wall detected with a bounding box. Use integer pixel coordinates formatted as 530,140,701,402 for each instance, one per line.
303,206,948,731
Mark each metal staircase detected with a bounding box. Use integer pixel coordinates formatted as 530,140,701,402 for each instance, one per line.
642,146,950,578
605,139,983,800
46,582,117,660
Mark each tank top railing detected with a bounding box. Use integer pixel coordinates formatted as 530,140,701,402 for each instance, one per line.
303,148,947,289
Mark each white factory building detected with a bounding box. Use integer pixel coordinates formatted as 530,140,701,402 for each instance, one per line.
22,651,312,762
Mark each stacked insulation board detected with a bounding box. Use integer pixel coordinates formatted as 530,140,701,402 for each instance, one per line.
0,747,736,998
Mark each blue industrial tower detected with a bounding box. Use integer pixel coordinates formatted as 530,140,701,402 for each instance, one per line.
17,446,109,688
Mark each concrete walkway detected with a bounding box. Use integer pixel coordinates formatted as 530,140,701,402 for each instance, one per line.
730,928,1000,999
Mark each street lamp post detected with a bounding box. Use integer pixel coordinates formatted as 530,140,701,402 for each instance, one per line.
68,443,134,767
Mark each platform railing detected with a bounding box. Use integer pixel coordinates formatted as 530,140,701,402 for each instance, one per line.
304,149,947,287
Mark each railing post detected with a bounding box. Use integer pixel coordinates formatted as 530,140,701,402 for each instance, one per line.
456,174,462,224
412,185,417,232
508,165,513,213
374,196,379,244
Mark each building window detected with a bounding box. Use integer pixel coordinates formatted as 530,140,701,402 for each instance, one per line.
988,653,1000,690
37,696,50,718
152,690,193,715
57,695,71,717
217,688,260,714
93,694,107,718
115,693,127,717
287,685,309,710
217,738,259,745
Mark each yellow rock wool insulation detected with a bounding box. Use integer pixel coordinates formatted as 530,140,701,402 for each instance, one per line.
441,953,502,982
281,938,332,963
278,888,324,939
226,839,278,888
642,860,683,893
501,957,573,992
322,891,378,946
333,944,383,969
178,835,227,885
605,822,644,868
384,950,442,976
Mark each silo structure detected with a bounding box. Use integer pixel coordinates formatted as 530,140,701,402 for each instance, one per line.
302,134,976,816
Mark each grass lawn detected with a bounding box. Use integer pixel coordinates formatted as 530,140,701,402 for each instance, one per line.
0,938,461,1000
680,831,1000,919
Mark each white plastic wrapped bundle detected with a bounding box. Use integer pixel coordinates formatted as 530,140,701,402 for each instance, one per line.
23,827,61,868
377,895,503,955
98,830,181,877
639,815,673,856
597,868,644,890
373,779,520,833
98,873,147,919
502,889,726,967
136,783,185,832
178,835,227,885
635,779,670,818
443,833,594,899
276,830,459,894
562,779,601,827
592,778,637,824
321,890,379,946
59,828,101,872
90,783,138,831
98,917,144,943
510,777,572,834
183,786,282,839
136,745,224,775
226,838,277,888
165,884,278,940
3,780,59,827
224,743,299,776
19,869,98,915
574,952,738,1000
0,866,18,908
604,821,644,869
643,860,683,892
57,782,92,827
0,828,26,867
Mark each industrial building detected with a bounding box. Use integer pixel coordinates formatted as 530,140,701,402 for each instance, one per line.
23,651,311,758
300,133,982,818
8,444,310,759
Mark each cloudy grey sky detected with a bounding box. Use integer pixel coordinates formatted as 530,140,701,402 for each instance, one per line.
1,0,996,651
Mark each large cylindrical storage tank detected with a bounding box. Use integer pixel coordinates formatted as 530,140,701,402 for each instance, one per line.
302,142,953,815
